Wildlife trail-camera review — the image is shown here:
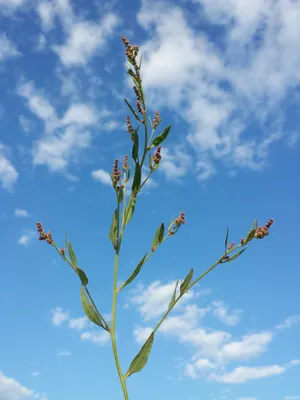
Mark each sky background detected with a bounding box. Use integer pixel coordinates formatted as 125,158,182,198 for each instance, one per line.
1,0,300,400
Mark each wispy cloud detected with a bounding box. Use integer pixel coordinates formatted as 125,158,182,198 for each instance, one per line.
51,307,70,326
212,300,242,326
68,317,88,331
18,231,36,247
0,143,18,191
91,169,112,185
0,371,33,400
14,208,30,218
80,331,110,346
276,315,300,330
0,33,21,61
56,350,72,357
31,372,40,377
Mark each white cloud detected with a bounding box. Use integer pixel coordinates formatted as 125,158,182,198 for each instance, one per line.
0,144,18,191
285,397,300,400
68,317,88,331
276,315,300,330
53,14,119,67
0,371,33,400
0,34,21,61
212,300,242,326
136,0,300,179
19,116,35,134
14,208,30,218
62,104,97,126
56,350,72,357
238,397,257,400
31,372,40,377
133,326,153,345
91,169,111,185
80,331,110,345
159,147,192,181
210,364,285,383
220,332,272,361
128,280,194,321
18,231,36,247
51,307,70,326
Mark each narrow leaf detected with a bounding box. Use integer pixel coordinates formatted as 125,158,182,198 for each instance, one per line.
80,287,103,327
131,128,139,163
124,98,140,121
121,253,147,290
126,332,154,378
132,163,141,194
180,269,194,295
224,226,229,253
152,125,171,146
152,223,164,248
109,209,118,247
68,241,77,267
125,196,136,225
245,219,258,244
226,248,247,262
168,280,179,309
126,69,140,88
148,153,152,170
76,268,88,286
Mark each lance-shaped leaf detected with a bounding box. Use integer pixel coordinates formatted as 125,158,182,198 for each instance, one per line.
76,268,88,287
126,68,140,87
148,153,153,170
68,241,78,267
80,287,103,328
119,253,147,291
152,223,164,249
226,248,247,262
64,233,68,254
125,332,154,379
109,209,118,247
132,163,141,194
168,280,179,309
124,99,141,122
180,269,194,295
224,226,229,253
245,219,258,244
152,125,171,146
131,128,139,163
125,196,136,225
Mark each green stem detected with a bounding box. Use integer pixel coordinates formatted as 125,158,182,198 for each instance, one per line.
111,252,129,400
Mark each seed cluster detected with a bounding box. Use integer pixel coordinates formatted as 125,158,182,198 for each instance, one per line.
169,212,186,236
153,146,162,165
112,159,121,188
36,222,52,245
153,111,161,129
126,116,134,134
122,154,129,171
255,218,274,239
228,242,235,251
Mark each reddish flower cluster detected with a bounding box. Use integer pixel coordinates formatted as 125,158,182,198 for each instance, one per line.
126,116,134,134
240,237,245,245
112,159,121,188
153,146,162,165
255,218,274,239
169,212,186,236
228,242,235,250
153,111,161,129
136,100,144,115
60,248,65,255
176,212,186,226
133,86,141,101
122,154,129,171
121,36,141,81
36,222,52,245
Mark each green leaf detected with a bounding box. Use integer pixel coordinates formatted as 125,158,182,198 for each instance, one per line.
68,241,78,267
109,209,118,247
168,280,179,309
125,332,154,378
245,219,258,244
80,287,103,328
224,226,229,253
124,98,140,121
76,268,88,286
120,253,147,290
132,163,141,194
226,248,247,262
139,55,142,69
152,223,164,248
131,128,139,163
125,196,136,225
152,125,171,146
180,269,194,295
126,69,140,88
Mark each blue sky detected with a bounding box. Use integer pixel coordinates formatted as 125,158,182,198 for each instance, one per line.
1,0,300,399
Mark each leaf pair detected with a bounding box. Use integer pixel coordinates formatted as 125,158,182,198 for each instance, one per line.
68,241,89,286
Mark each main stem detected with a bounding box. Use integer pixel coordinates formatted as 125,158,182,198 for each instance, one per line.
111,252,129,400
